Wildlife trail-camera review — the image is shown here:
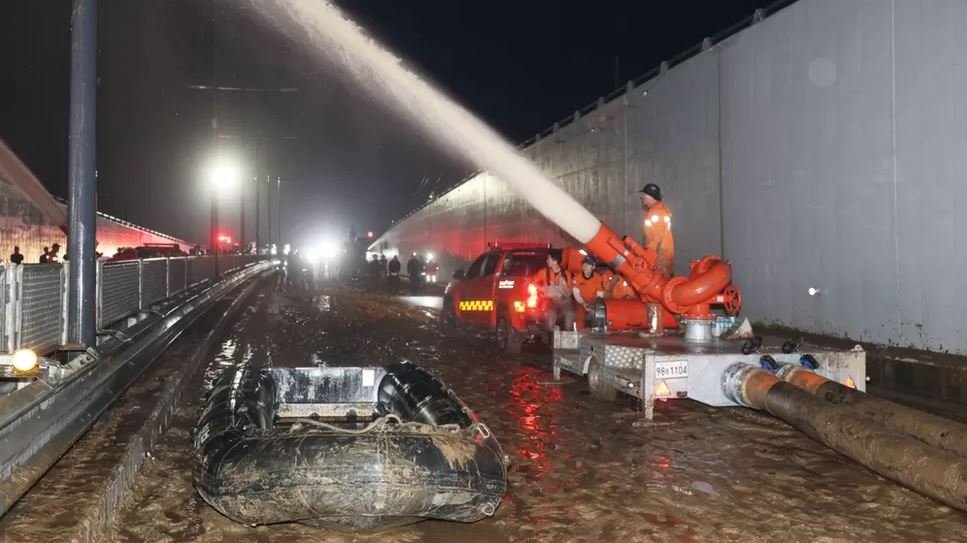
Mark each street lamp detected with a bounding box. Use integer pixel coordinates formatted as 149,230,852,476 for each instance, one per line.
206,154,240,275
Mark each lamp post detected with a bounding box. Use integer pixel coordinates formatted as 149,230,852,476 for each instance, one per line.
207,156,239,275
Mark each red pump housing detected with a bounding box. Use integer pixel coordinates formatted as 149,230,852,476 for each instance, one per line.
582,223,742,330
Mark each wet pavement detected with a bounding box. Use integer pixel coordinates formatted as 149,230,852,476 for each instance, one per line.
64,284,967,541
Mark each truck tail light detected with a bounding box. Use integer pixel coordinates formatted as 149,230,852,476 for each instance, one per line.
655,379,671,398
526,283,539,308
513,301,526,313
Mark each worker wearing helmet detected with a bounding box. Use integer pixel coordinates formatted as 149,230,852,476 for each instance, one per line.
570,255,610,329
639,183,675,277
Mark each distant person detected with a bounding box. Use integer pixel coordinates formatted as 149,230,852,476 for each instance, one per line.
9,246,23,265
368,254,381,287
39,246,50,264
407,253,422,292
48,243,61,263
378,254,388,279
387,255,402,294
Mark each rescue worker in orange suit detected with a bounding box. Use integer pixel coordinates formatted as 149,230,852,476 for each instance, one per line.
532,252,574,333
638,183,675,277
570,255,611,329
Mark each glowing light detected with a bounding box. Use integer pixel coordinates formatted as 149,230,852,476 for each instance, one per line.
513,300,526,313
205,154,241,194
304,248,319,264
427,253,435,261
808,287,820,296
526,283,539,308
367,231,374,238
320,239,341,260
845,375,856,389
12,349,38,372
283,243,291,255
217,234,232,244
651,214,659,223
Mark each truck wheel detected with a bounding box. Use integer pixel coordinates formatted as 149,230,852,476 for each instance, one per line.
440,300,461,338
496,317,524,356
587,360,617,402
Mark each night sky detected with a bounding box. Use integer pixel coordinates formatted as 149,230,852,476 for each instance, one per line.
0,0,775,247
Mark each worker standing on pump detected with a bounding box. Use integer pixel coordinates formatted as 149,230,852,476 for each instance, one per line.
570,255,610,329
638,183,675,277
532,252,574,333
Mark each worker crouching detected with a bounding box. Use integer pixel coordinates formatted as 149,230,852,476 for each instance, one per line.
570,255,612,330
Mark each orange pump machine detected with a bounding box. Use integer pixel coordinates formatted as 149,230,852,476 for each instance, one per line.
582,223,742,332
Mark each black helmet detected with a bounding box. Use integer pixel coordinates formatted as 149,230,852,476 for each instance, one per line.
638,183,662,201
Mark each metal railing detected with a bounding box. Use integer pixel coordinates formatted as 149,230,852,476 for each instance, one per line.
0,255,264,354
15,264,66,354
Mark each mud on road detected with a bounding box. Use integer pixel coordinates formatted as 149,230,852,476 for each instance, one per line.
109,284,967,543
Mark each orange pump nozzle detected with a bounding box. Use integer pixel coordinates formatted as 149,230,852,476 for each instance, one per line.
583,223,742,324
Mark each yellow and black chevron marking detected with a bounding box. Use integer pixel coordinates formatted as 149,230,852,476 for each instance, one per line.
458,300,494,312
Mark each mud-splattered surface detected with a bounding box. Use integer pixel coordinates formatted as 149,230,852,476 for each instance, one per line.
45,285,967,541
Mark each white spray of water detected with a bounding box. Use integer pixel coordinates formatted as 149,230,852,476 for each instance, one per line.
254,0,602,244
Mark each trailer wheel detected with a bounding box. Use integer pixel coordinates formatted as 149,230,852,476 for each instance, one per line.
440,299,461,338
496,317,524,356
587,360,617,402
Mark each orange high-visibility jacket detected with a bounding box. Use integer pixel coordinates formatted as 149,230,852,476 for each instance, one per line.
570,270,610,304
642,201,675,277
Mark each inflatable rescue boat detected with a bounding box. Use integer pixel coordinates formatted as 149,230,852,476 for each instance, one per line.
192,362,507,531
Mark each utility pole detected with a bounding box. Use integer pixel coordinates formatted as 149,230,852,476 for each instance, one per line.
255,173,261,257
276,176,282,247
266,175,273,250
67,0,98,348
239,170,245,252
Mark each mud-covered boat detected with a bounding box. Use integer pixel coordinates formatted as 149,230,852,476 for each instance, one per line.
191,362,507,531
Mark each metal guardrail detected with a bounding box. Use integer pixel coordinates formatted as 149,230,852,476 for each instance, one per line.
0,256,265,354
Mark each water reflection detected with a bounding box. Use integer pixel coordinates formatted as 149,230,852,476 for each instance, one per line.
508,367,563,480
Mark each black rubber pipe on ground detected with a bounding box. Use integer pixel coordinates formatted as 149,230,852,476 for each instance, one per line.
778,365,967,459
723,364,967,512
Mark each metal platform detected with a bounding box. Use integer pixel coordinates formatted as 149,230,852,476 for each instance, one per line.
553,331,866,419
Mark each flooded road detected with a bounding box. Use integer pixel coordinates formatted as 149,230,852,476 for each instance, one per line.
104,283,967,542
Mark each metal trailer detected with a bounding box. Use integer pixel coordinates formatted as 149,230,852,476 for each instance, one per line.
552,330,866,419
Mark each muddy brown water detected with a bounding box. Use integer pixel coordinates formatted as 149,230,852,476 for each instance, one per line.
83,285,967,541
